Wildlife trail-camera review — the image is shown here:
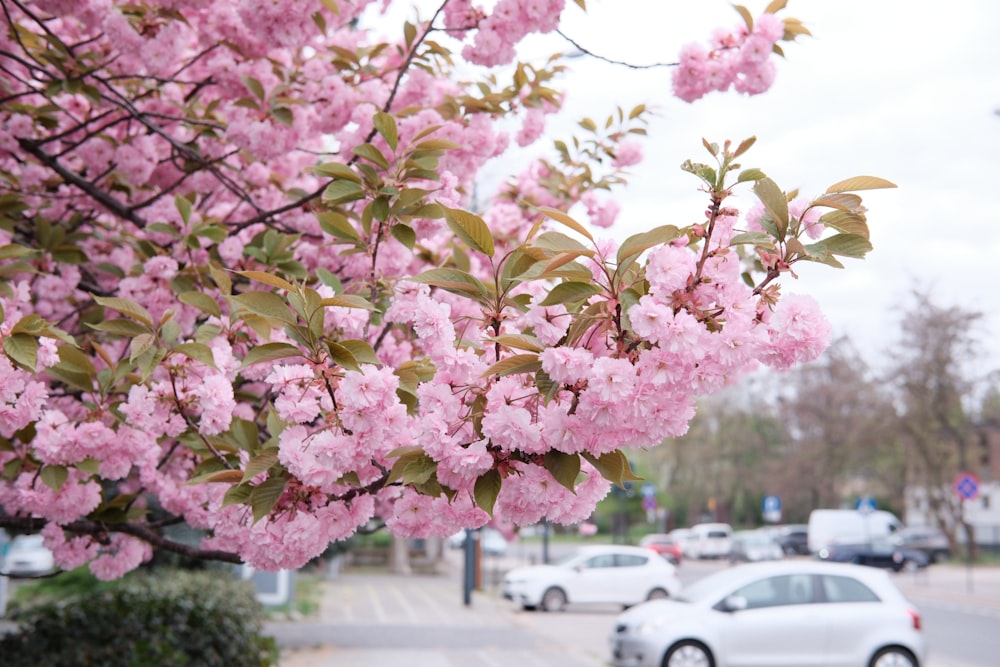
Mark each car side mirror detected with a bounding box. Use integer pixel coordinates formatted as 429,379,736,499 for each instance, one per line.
721,595,748,612
574,564,585,573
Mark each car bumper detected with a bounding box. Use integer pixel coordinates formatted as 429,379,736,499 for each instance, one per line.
609,633,662,667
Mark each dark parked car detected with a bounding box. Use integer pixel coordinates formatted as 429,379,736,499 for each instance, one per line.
816,540,929,572
773,524,810,556
892,527,951,563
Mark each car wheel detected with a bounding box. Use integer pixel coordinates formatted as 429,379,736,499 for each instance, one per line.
869,647,917,667
541,587,567,612
900,559,920,573
646,587,670,601
663,640,714,667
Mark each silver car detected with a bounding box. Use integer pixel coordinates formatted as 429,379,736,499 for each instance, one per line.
610,560,925,667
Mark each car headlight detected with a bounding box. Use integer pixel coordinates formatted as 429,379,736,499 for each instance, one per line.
635,616,668,635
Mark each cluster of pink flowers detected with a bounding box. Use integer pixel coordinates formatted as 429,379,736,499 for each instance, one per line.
673,12,786,102
0,0,839,578
460,0,566,67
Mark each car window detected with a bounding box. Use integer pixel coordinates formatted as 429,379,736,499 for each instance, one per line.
583,554,616,568
819,574,880,603
730,574,813,609
615,554,647,568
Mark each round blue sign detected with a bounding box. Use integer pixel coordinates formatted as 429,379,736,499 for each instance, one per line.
954,473,980,500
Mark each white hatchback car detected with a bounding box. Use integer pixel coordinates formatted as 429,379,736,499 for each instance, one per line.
610,560,925,667
3,533,55,576
502,545,681,612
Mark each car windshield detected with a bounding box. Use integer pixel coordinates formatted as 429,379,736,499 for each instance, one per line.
675,568,752,604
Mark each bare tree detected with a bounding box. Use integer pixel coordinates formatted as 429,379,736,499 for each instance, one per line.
887,291,988,559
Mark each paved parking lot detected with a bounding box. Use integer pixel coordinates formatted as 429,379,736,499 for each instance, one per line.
272,549,1000,667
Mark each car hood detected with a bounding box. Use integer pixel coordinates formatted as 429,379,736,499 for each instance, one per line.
617,599,693,624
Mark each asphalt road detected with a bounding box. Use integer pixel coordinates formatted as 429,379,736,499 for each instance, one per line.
271,548,1000,667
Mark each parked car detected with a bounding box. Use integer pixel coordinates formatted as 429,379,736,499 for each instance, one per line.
892,526,951,563
447,527,508,556
638,533,683,564
2,533,55,576
501,545,681,612
609,560,925,667
685,522,732,559
728,530,784,563
773,523,810,555
817,540,930,572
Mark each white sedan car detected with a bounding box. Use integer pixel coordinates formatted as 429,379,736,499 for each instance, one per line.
502,545,681,612
609,560,925,667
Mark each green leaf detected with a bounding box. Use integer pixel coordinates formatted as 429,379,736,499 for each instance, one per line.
390,223,416,250
319,294,375,310
178,291,222,318
0,244,36,260
250,475,288,523
804,233,873,259
728,231,774,246
221,483,253,508
489,334,544,353
243,451,280,482
313,162,362,183
93,295,154,328
173,342,217,368
40,465,68,492
232,292,296,324
737,168,766,183
353,143,390,169
616,225,682,265
819,210,869,238
825,175,897,193
323,179,366,205
753,177,789,239
87,319,153,337
326,341,360,372
241,74,266,101
3,333,38,371
474,469,502,517
443,206,494,258
339,339,380,365
539,281,600,307
236,270,296,292
129,333,155,363
535,206,594,243
373,111,399,152
482,353,542,378
317,212,360,240
241,342,304,368
386,448,436,485
544,451,581,492
412,268,488,299
582,449,642,488
175,195,192,225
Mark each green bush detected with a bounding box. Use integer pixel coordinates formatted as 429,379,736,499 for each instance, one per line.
0,569,278,667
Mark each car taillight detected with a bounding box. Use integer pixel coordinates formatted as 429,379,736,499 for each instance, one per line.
907,608,922,631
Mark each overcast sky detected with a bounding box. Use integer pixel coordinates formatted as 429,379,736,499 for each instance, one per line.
372,1,1000,373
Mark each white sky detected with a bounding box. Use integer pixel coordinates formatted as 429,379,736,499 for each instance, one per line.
369,1,1000,372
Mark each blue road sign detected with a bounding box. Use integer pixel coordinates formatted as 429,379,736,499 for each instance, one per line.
641,483,656,499
954,473,980,501
762,495,781,513
855,496,877,514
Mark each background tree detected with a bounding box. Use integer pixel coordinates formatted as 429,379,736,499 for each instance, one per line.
888,290,989,559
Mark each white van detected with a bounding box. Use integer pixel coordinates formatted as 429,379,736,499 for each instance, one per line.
807,509,903,553
686,522,732,559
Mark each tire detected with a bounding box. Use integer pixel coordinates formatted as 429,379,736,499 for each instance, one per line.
900,559,920,574
541,587,567,612
869,647,917,667
663,640,714,667
646,587,670,601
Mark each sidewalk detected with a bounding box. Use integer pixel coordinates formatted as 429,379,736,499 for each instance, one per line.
272,553,606,667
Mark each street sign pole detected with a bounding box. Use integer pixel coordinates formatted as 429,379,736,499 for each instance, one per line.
953,472,980,594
